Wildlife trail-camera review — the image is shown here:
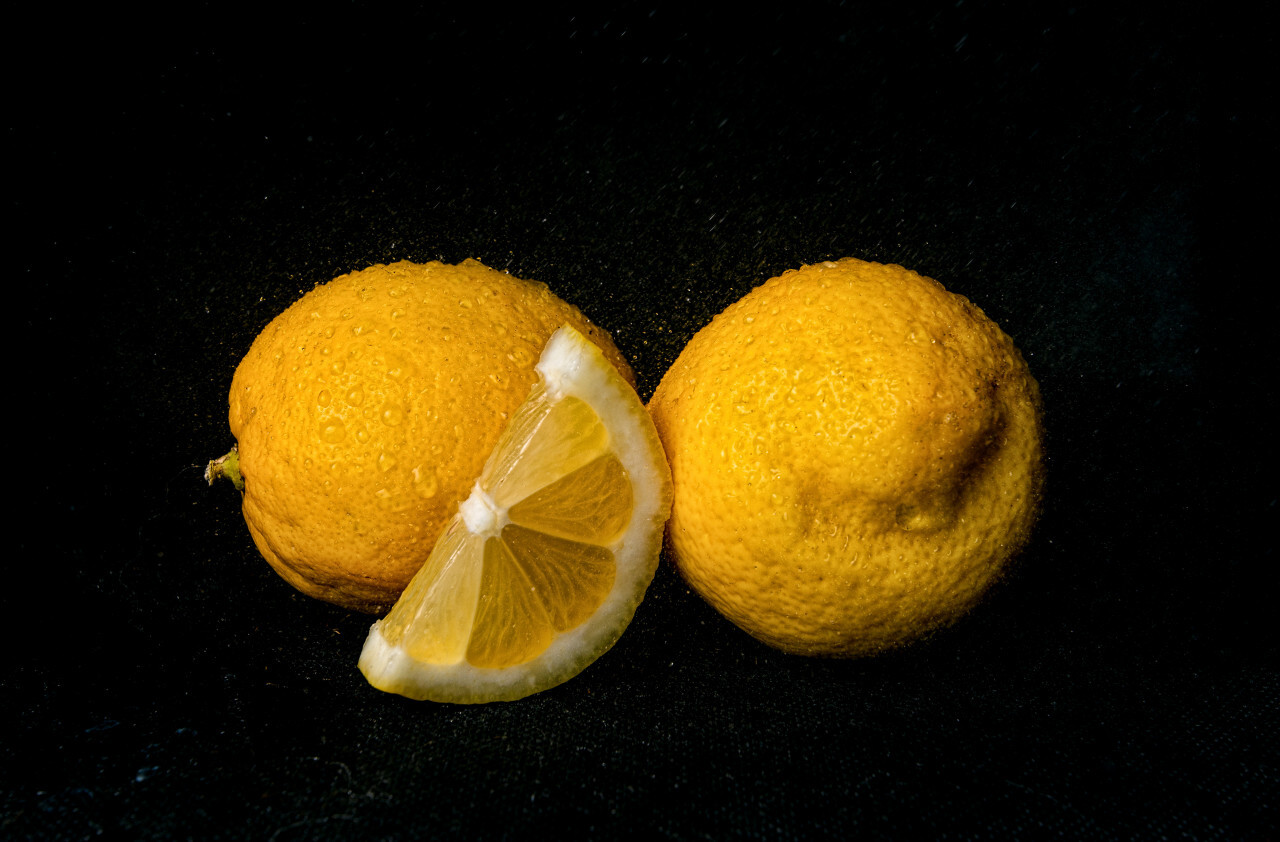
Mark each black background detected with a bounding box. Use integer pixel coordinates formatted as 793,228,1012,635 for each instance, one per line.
7,3,1276,839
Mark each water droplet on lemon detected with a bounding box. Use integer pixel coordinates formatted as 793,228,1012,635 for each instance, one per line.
411,466,439,498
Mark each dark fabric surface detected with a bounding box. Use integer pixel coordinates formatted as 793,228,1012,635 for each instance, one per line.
6,3,1275,839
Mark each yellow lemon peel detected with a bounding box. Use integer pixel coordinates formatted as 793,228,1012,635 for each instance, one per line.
648,258,1044,657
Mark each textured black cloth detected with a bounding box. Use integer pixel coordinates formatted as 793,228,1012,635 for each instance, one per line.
6,4,1275,839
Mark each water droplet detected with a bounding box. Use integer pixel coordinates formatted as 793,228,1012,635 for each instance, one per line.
351,324,365,336
458,299,472,309
355,426,370,444
323,326,335,338
340,308,354,320
412,466,438,498
378,451,397,472
318,389,332,407
384,353,408,380
320,421,346,443
390,308,406,320
382,404,405,426
347,387,364,405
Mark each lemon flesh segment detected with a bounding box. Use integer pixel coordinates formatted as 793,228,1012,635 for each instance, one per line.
358,325,672,703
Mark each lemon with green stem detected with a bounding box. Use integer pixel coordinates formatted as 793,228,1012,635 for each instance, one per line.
208,259,634,614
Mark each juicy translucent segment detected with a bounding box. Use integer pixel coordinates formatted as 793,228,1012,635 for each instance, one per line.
466,526,617,668
507,453,633,543
377,519,485,663
375,384,636,670
486,388,611,508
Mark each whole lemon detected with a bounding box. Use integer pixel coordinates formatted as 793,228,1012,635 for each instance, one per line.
648,258,1044,657
212,259,633,613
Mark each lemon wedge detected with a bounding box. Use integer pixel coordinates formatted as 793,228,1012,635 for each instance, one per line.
358,325,672,702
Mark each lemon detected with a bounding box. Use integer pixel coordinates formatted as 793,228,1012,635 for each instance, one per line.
358,325,672,703
208,260,633,613
648,258,1044,657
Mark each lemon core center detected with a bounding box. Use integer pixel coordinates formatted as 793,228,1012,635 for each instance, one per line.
459,482,509,538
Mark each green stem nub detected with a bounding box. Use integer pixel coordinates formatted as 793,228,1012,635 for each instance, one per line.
206,446,244,493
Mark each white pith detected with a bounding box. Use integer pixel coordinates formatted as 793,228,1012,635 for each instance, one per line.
458,481,509,537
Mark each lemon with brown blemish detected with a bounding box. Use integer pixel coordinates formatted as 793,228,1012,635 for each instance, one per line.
648,258,1044,657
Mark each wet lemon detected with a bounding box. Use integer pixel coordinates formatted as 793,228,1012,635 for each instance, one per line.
208,260,632,613
648,258,1044,657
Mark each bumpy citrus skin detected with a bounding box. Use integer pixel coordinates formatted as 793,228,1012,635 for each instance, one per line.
648,258,1044,657
228,260,632,613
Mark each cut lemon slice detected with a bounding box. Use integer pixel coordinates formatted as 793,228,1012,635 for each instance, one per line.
358,325,673,703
